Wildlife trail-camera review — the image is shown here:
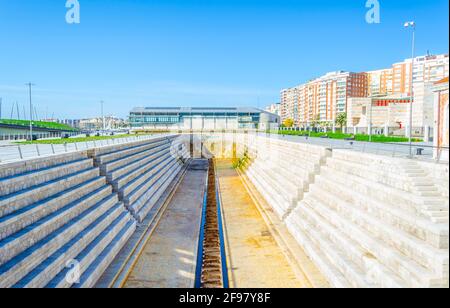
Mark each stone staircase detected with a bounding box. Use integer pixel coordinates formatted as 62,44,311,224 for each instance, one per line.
240,136,449,288
243,137,330,219
0,151,136,288
285,150,449,288
89,135,190,222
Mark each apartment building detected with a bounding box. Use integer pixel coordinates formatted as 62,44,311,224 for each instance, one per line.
282,54,449,128
280,71,368,125
367,68,394,97
280,87,299,125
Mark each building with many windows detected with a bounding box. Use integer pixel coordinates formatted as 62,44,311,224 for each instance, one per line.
129,107,280,130
281,54,449,129
281,71,368,126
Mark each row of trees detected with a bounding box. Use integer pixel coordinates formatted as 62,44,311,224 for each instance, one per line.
282,113,347,130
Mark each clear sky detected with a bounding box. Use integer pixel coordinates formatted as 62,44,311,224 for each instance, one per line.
0,0,448,119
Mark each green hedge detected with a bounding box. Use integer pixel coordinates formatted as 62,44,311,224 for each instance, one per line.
268,130,422,143
0,119,78,132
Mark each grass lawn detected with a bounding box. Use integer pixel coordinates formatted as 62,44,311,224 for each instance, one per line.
270,130,423,143
17,134,149,145
0,119,78,132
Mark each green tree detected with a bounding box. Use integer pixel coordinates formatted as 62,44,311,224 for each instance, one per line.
283,118,294,128
336,113,347,131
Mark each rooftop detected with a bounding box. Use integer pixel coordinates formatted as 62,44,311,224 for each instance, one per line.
130,107,272,114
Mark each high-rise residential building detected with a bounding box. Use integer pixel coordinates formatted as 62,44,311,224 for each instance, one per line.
280,88,299,125
280,71,368,125
282,54,449,128
367,68,393,97
367,54,449,96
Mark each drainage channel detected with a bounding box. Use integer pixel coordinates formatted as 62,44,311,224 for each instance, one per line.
195,158,229,288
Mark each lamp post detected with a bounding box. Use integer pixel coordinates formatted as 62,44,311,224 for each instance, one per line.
404,21,416,157
100,100,105,131
25,83,35,140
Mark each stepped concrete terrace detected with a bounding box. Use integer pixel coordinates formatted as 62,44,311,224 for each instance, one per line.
87,135,190,222
0,134,190,288
0,150,136,288
233,134,449,288
0,130,448,288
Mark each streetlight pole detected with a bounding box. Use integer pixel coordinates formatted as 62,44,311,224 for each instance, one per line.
100,100,105,131
25,83,35,140
369,100,373,142
404,21,416,157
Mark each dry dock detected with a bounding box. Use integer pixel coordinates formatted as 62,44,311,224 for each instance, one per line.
215,159,307,288
122,160,208,288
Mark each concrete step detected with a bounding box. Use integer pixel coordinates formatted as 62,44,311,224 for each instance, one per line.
295,199,406,288
0,193,118,288
276,151,320,173
306,189,448,287
326,158,418,194
71,218,136,288
100,142,170,174
123,157,177,207
0,158,94,197
89,135,178,157
251,159,302,202
277,145,325,164
0,168,99,219
134,163,182,222
95,138,169,165
250,159,298,201
245,169,291,218
0,185,113,266
130,160,181,220
12,203,126,288
275,155,315,183
245,164,292,218
45,210,135,288
291,203,398,288
332,150,403,167
262,138,329,158
314,175,449,250
115,152,172,195
0,152,88,180
284,214,352,288
0,176,106,241
319,167,443,218
106,148,171,183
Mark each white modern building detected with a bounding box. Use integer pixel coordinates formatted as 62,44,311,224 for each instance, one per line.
129,107,280,130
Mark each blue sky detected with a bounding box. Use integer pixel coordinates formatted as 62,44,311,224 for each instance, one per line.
0,0,448,119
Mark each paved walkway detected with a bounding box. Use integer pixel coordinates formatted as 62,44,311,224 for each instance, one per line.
215,159,305,288
122,160,207,288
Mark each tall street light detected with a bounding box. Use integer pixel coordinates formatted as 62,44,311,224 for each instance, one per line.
25,82,35,140
100,100,105,131
404,21,416,157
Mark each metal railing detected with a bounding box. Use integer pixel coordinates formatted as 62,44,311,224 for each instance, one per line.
0,134,170,164
0,131,79,141
269,133,449,164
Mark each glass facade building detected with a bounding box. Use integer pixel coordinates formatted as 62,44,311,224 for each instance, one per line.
129,107,280,130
